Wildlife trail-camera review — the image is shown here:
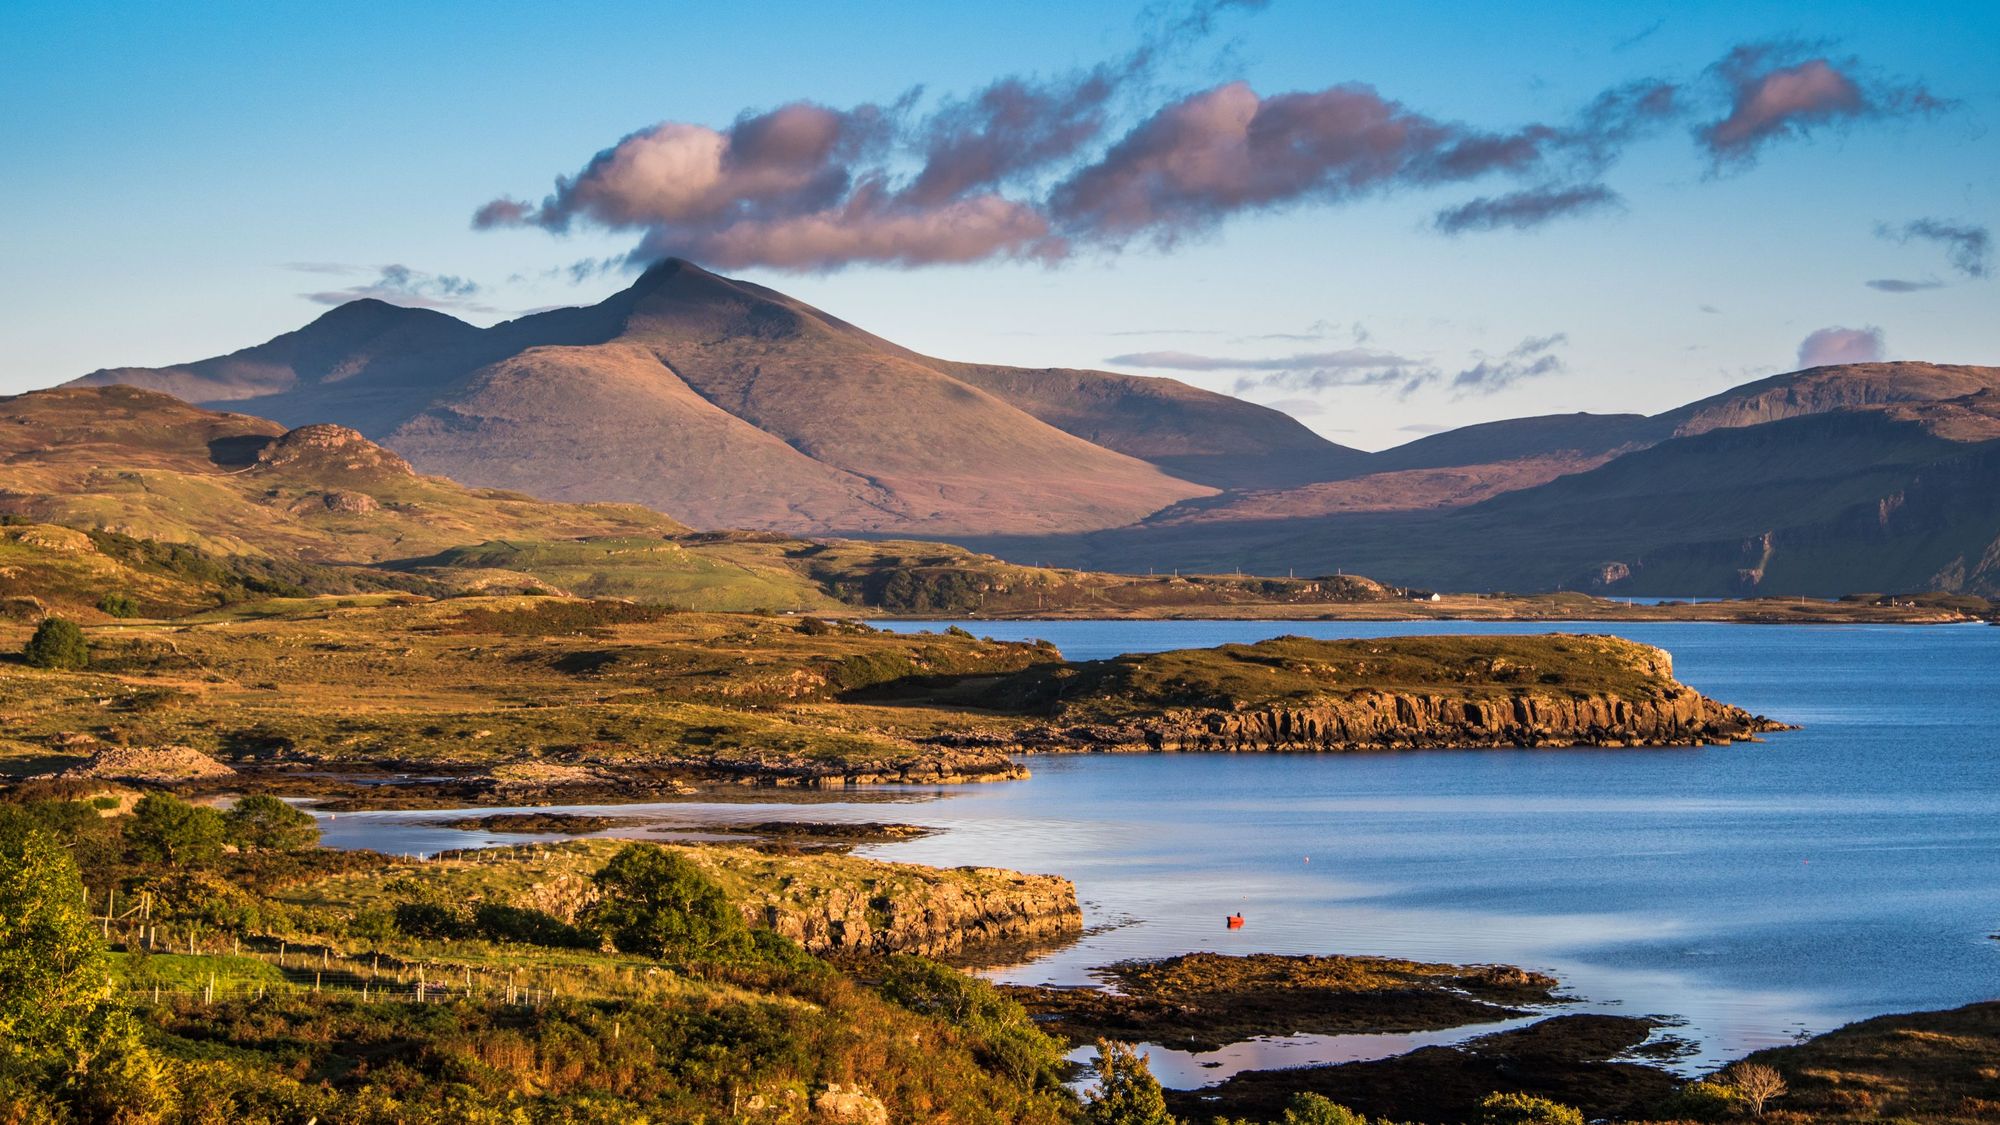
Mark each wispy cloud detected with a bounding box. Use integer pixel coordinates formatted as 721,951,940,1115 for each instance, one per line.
1434,184,1622,233
290,263,494,313
1450,334,1569,393
1111,332,1567,399
1864,277,1944,293
1797,324,1885,367
1876,218,1991,279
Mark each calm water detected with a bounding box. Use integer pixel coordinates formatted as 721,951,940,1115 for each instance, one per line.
318,619,2000,1074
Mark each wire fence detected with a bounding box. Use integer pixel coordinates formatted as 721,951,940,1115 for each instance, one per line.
95,889,676,1010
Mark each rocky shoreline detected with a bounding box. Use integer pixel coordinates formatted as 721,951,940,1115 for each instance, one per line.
687,849,1084,958
998,686,1785,753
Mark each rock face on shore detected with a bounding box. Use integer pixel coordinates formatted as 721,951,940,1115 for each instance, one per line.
963,633,1786,753
693,849,1082,957
1025,686,1775,752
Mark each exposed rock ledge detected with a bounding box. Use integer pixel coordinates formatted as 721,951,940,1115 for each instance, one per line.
939,634,1789,754
693,849,1082,957
1012,687,1784,753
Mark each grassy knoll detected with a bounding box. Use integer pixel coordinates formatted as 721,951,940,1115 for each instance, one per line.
974,633,1694,719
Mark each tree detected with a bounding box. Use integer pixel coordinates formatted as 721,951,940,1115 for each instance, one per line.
588,845,747,958
0,815,122,1071
223,794,318,853
1283,1093,1368,1125
22,616,88,671
97,592,139,619
126,793,226,866
1479,1092,1584,1125
1719,1062,1787,1116
1082,1041,1176,1125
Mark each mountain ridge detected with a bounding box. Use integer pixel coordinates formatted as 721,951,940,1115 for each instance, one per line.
58,262,2000,596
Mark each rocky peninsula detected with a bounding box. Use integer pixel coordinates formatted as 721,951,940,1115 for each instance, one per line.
939,633,1785,754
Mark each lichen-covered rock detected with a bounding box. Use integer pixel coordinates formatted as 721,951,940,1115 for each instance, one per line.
255,424,414,477
812,1083,889,1125
50,743,236,783
696,849,1082,957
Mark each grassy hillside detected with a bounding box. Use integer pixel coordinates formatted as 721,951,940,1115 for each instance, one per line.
0,385,687,564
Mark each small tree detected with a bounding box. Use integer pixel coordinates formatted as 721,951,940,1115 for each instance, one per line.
97,592,140,619
126,793,226,866
1283,1093,1368,1125
588,844,747,958
22,616,89,671
1083,1040,1176,1125
0,815,125,1071
1719,1062,1787,1116
223,794,319,853
1479,1091,1584,1125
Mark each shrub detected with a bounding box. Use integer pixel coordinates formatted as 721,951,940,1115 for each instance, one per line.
587,845,747,959
472,902,596,949
1658,1079,1743,1122
1083,1040,1176,1125
1479,1091,1584,1125
222,795,319,853
392,901,468,940
1718,1061,1787,1116
22,616,88,671
1283,1093,1369,1125
97,592,140,619
0,817,142,1080
125,793,226,866
875,955,1067,1091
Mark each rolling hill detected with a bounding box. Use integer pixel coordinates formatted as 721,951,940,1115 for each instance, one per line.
975,373,2000,596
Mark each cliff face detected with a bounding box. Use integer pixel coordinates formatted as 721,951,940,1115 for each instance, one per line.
703,853,1082,958
960,634,1787,754
1017,686,1780,753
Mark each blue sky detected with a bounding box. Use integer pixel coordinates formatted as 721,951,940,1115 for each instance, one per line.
2,0,1994,448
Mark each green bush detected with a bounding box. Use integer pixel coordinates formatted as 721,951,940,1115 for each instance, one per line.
472,902,596,949
1083,1040,1176,1125
1283,1093,1370,1125
392,901,468,940
22,616,88,671
125,793,225,866
875,955,1068,1091
0,816,148,1092
97,592,140,619
1479,1091,1584,1125
223,795,319,853
1657,1079,1743,1122
588,845,748,959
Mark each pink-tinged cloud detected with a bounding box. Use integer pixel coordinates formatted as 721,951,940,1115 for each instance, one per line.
1796,325,1886,368
468,19,1941,270
634,189,1062,271
1700,46,1943,165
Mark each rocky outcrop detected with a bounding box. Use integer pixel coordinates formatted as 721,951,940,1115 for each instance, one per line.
693,745,1029,787
254,423,414,477
51,742,237,783
952,634,1788,754
727,858,1082,958
1011,686,1783,753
